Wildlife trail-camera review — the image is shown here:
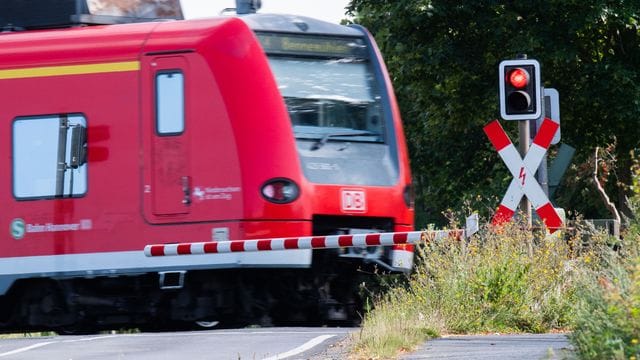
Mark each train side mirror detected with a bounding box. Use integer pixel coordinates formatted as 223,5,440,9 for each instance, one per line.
69,125,87,169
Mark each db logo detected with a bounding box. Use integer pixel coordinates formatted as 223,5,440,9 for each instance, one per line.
341,189,366,213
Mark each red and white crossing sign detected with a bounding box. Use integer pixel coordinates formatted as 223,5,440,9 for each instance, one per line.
484,118,563,232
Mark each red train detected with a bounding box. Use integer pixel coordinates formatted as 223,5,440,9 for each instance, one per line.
0,0,414,331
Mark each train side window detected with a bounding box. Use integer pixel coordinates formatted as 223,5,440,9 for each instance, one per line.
13,114,88,200
155,71,184,135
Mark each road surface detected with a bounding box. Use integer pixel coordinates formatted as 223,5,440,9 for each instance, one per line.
0,327,353,359
402,333,573,359
0,329,574,359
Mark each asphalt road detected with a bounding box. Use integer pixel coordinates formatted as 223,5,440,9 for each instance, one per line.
0,328,353,360
0,330,573,359
402,333,573,359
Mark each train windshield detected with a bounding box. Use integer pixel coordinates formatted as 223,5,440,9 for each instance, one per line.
257,33,385,144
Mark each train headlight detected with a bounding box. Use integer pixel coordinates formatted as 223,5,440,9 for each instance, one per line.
261,178,300,204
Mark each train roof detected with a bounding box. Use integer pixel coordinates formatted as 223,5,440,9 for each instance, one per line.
0,0,361,39
0,13,365,67
238,13,363,37
0,17,249,68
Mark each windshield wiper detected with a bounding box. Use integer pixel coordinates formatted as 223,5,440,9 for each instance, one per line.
309,130,377,151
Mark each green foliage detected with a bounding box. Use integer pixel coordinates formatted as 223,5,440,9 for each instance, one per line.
418,223,578,333
353,222,580,358
354,167,640,359
353,286,444,359
570,168,640,360
569,230,640,359
347,1,640,225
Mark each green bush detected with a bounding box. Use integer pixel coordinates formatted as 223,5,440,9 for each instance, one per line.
569,220,640,359
354,159,640,359
353,220,580,358
416,223,577,333
353,287,443,359
569,158,640,359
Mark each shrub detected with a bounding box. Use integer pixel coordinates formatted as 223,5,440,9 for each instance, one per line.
569,157,640,359
353,220,580,358
569,222,640,360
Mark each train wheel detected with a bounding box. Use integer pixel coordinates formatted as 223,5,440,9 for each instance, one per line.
194,320,219,328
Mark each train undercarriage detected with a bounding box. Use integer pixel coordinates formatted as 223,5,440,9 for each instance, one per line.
0,250,376,334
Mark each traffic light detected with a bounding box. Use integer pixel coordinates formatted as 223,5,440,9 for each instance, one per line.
499,59,541,120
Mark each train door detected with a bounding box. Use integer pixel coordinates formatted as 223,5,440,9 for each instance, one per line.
142,56,191,221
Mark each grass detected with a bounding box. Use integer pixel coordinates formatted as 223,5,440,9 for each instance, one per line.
569,220,640,359
353,192,640,359
353,286,443,359
0,332,56,339
351,220,592,359
568,162,640,360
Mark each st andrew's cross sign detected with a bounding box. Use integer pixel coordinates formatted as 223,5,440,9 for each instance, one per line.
484,118,563,233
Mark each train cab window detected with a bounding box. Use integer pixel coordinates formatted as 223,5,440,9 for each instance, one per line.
257,33,386,144
155,71,184,135
12,114,88,199
269,58,383,132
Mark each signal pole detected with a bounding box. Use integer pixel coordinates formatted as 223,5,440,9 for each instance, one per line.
514,54,532,227
518,120,532,227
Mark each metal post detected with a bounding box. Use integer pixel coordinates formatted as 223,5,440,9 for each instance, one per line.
518,120,532,227
538,149,549,196
537,91,549,197
55,114,69,197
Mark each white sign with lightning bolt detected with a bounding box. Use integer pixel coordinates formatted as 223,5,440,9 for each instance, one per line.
484,118,563,233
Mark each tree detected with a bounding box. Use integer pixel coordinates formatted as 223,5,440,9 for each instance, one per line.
347,0,640,226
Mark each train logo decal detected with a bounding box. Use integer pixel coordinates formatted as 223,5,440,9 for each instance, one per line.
341,189,367,213
10,219,94,238
192,186,241,202
10,219,25,240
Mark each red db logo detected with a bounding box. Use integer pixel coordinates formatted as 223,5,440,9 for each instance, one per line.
341,189,366,213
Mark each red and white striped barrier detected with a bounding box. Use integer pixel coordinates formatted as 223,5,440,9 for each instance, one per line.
143,230,465,257
484,118,563,232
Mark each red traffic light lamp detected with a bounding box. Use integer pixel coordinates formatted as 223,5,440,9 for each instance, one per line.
508,68,529,88
499,59,541,120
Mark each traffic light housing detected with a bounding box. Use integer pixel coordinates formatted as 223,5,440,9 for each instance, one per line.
499,59,541,120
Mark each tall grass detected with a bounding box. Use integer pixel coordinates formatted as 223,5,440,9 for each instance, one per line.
353,161,640,359
354,287,443,359
353,220,581,358
569,220,640,359
568,160,640,359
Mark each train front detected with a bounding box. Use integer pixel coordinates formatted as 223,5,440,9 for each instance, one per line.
241,14,415,273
